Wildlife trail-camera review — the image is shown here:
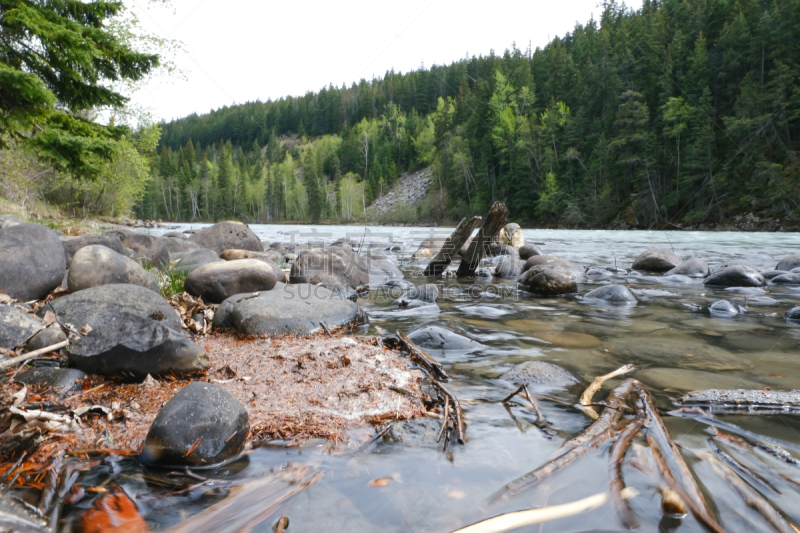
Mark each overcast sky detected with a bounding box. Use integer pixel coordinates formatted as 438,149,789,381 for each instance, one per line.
127,0,643,123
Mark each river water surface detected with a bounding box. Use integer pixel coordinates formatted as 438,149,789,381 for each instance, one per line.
87,226,800,532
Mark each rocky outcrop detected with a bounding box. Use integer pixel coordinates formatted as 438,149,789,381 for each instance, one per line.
141,382,249,467
370,169,432,214
68,245,159,293
0,223,66,301
185,259,279,304
189,221,262,254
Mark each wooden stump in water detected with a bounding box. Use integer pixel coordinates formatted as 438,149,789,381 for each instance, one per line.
456,202,509,278
423,216,482,276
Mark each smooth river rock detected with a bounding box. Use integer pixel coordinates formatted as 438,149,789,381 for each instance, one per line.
105,229,170,270
219,248,284,264
770,273,800,286
664,257,709,278
704,265,766,287
518,266,578,296
583,284,637,304
500,361,579,387
776,255,800,272
141,382,249,467
407,324,482,352
631,248,682,272
0,223,66,301
26,325,67,352
290,248,369,290
214,282,369,336
68,245,158,293
185,259,279,304
0,305,44,350
190,221,262,254
708,300,743,317
171,248,221,273
61,232,131,268
518,244,543,260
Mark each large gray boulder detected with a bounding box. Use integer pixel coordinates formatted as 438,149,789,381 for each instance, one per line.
0,223,66,300
162,236,199,254
185,259,278,304
665,257,709,278
68,245,158,293
61,232,131,268
0,214,24,229
583,284,637,304
369,256,403,286
104,229,169,269
189,221,262,254
518,266,578,296
704,265,766,287
214,282,369,336
631,248,682,272
141,382,249,467
66,313,207,379
493,254,523,279
290,248,369,290
171,248,221,273
501,361,579,387
40,284,181,332
0,305,44,350
776,255,800,272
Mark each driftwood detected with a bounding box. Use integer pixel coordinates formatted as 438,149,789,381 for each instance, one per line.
423,216,482,276
680,389,800,413
630,443,687,515
433,379,465,444
437,396,450,444
451,488,637,533
0,341,69,371
609,414,644,530
580,364,635,420
396,331,448,381
700,452,796,533
456,202,509,277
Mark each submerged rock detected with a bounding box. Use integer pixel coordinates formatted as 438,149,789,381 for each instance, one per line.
15,367,86,394
709,300,743,317
784,306,800,322
704,265,766,287
523,255,584,278
384,417,442,447
396,284,439,307
185,259,279,304
68,245,158,293
761,270,788,280
631,248,682,272
0,305,44,350
500,361,579,387
189,221,262,254
141,382,249,467
583,284,637,304
0,223,66,301
665,257,709,278
214,282,369,336
407,324,481,352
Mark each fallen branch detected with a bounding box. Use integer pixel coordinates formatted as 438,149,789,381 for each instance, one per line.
700,452,796,533
396,331,448,381
453,488,637,533
680,389,800,412
432,379,465,444
437,396,450,444
609,413,644,530
0,340,69,371
580,364,635,420
707,438,776,494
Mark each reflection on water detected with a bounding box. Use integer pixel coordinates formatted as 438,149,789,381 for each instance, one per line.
94,225,800,532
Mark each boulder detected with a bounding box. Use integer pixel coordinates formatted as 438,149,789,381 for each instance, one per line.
68,245,159,293
523,255,584,278
586,268,613,278
785,307,800,322
369,257,403,286
583,284,637,304
498,222,524,249
61,232,131,268
0,214,24,229
26,325,67,352
15,367,86,394
40,284,182,332
290,248,369,290
141,382,249,467
407,324,481,352
665,257,709,278
493,255,523,279
214,282,369,336
500,361,579,387
0,223,66,301
776,255,800,272
67,313,208,379
104,229,170,269
704,265,766,287
770,273,800,286
631,248,682,272
518,266,577,296
761,270,788,280
219,248,284,264
268,242,286,253
396,284,439,307
518,244,543,260
709,300,742,317
0,305,44,350
189,221,262,254
489,244,517,257
185,259,279,304
162,236,199,254
171,248,221,273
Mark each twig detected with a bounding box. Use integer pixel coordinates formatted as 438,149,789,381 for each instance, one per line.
432,379,465,444
700,452,796,533
0,452,27,493
0,340,69,371
356,423,395,453
396,331,448,381
38,452,64,514
707,438,775,494
437,396,450,444
609,413,644,530
501,385,524,404
457,488,637,533
581,364,635,420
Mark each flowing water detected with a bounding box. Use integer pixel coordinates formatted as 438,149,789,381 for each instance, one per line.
73,225,800,532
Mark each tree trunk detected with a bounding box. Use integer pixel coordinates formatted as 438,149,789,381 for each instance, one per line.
423,216,482,276
456,202,509,277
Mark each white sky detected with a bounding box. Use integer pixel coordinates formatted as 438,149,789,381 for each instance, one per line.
128,0,643,123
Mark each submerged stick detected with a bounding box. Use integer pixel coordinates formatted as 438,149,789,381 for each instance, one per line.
707,438,776,494
609,414,644,530
397,331,448,381
0,340,69,371
452,488,637,533
437,396,450,444
700,452,797,533
581,364,635,420
629,442,687,515
647,437,727,533
433,379,465,444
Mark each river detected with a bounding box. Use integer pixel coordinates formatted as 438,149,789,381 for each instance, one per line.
88,225,800,532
